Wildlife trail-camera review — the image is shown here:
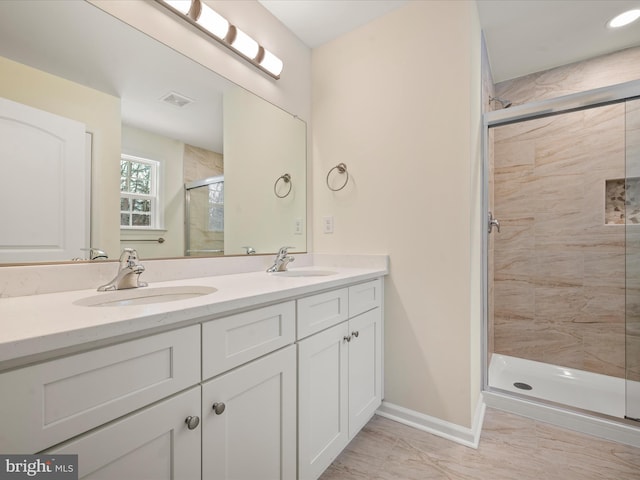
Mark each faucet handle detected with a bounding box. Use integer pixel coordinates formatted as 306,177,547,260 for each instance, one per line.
119,248,141,267
277,246,295,256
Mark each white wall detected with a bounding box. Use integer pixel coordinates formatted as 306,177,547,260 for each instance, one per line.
312,0,482,428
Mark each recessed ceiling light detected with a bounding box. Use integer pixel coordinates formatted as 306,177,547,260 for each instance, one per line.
608,9,640,28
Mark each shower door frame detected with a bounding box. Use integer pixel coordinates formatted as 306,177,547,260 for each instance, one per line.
481,79,640,426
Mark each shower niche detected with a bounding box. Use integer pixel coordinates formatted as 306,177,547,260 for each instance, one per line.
605,177,640,225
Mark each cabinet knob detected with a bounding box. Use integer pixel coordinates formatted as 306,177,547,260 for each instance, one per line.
343,335,351,343
352,331,359,338
213,402,226,415
185,415,200,430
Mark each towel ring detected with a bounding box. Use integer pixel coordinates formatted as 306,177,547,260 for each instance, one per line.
274,173,292,198
326,163,349,191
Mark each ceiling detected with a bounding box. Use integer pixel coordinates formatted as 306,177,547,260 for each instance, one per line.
259,0,640,82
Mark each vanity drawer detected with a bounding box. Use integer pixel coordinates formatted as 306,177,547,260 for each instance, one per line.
0,325,200,454
297,288,348,340
202,301,295,379
349,279,382,317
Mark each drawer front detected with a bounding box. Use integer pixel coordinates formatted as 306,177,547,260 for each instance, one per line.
349,279,382,317
297,288,348,340
202,301,295,380
0,325,200,453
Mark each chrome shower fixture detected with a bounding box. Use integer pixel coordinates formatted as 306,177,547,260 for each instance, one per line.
489,96,512,109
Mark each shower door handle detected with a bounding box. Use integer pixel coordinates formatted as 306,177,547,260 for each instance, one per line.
488,212,500,234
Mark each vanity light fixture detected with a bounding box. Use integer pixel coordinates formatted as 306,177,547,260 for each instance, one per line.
156,0,283,79
607,9,640,28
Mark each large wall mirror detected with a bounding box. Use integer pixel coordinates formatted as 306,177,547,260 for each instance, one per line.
0,0,306,265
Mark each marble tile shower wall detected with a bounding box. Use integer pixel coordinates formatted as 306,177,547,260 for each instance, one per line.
492,103,626,378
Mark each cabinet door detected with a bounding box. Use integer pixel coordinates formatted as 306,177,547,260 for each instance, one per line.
202,345,296,480
48,387,201,480
348,308,382,439
298,322,349,480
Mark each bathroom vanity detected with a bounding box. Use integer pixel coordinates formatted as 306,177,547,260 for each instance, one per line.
0,258,386,480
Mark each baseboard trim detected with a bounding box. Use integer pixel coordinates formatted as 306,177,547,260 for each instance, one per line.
376,397,486,449
483,390,640,448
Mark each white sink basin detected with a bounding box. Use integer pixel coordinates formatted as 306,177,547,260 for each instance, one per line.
74,286,217,307
271,270,337,277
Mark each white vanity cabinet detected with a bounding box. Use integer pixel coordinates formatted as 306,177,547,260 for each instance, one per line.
0,271,385,480
297,279,383,480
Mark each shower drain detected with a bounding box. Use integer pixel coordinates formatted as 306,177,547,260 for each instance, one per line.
513,382,533,390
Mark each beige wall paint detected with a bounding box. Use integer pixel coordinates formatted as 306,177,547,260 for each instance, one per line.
312,1,482,427
0,55,121,258
224,86,306,255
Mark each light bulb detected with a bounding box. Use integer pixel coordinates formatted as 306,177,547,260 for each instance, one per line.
259,48,283,77
197,3,230,39
230,27,259,59
162,0,191,15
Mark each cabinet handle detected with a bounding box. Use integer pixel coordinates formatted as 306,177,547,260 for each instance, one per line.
351,331,359,338
185,415,200,430
213,402,226,415
343,335,351,343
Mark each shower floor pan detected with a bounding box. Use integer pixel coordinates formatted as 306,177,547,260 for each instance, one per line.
488,354,633,419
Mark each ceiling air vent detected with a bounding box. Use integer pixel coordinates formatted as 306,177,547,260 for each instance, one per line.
160,91,194,108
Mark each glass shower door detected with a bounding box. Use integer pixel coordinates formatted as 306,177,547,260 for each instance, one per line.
626,98,640,421
184,176,225,257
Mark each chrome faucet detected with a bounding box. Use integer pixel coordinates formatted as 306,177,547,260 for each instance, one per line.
97,248,148,291
266,246,295,273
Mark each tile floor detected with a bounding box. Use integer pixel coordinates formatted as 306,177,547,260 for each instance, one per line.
319,408,640,480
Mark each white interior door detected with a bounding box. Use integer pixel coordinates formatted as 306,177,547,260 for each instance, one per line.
0,97,89,262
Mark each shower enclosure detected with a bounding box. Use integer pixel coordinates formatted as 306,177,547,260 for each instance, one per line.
184,175,224,257
483,80,640,430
